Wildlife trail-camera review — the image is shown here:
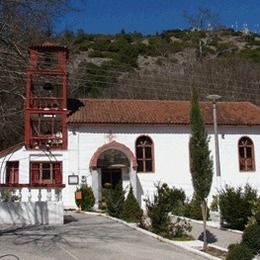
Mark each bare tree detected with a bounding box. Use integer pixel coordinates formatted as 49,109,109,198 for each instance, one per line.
183,7,222,31
0,0,73,150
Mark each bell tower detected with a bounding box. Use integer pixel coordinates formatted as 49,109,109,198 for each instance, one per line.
24,42,68,150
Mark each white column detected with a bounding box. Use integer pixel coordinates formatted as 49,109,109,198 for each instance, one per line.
38,189,42,201
92,169,101,209
47,189,52,201
18,189,22,201
130,167,137,198
28,188,32,202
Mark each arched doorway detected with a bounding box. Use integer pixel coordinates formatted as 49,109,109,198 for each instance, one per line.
90,141,138,209
97,149,130,189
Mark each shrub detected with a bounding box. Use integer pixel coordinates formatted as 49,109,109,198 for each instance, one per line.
99,183,112,210
238,48,260,63
145,183,173,237
247,199,260,227
242,224,260,254
145,183,192,239
75,184,95,211
169,187,186,215
1,189,20,202
219,184,258,230
184,197,209,220
122,186,143,222
226,243,253,260
210,195,219,211
106,182,125,218
170,217,192,238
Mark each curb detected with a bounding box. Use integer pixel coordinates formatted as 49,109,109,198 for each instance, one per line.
171,215,243,235
83,211,222,260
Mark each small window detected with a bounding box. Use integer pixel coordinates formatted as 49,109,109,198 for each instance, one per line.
238,137,255,171
30,162,62,185
135,136,154,173
6,161,19,185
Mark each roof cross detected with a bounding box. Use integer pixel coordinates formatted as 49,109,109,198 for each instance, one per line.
105,130,116,143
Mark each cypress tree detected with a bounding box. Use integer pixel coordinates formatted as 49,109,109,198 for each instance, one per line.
190,86,213,251
122,186,143,223
106,182,125,218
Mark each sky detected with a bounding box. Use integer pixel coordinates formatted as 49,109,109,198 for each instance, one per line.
56,0,260,35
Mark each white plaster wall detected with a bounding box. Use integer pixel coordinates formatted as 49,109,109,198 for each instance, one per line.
65,124,260,208
0,147,68,202
1,124,260,209
212,127,260,194
0,201,64,225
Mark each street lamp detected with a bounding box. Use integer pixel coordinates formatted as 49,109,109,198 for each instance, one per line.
207,94,222,226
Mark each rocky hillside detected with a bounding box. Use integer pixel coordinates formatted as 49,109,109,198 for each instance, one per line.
0,28,260,150
59,29,260,104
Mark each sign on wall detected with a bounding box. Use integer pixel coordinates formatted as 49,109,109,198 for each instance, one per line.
68,175,79,185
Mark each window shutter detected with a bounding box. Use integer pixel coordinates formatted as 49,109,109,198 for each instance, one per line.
53,162,62,184
6,162,19,185
31,163,40,184
13,162,19,184
6,166,11,184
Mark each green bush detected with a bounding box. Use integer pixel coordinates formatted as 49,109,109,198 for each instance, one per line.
226,243,253,260
145,183,173,238
169,187,186,215
145,183,192,239
99,183,112,210
184,197,209,220
170,217,192,238
75,184,95,211
238,48,260,63
106,182,125,218
122,186,143,222
88,50,107,58
219,184,258,230
247,199,260,226
210,195,219,211
242,224,260,254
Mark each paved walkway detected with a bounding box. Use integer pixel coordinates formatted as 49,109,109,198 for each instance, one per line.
0,212,208,260
189,221,242,249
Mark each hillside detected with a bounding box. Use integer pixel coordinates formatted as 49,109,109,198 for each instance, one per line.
0,28,260,150
60,29,260,104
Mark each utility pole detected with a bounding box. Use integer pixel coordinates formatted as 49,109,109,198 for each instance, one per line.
207,94,222,226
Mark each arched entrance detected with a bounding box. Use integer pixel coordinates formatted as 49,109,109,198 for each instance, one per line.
97,149,130,189
90,141,137,209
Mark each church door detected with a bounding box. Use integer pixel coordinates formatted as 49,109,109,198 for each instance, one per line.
101,168,122,189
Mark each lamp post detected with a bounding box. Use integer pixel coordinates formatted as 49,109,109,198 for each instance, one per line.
207,94,222,226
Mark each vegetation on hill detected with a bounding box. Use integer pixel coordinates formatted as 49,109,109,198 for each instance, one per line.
0,3,260,149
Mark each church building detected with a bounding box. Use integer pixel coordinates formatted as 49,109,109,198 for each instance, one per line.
0,44,260,209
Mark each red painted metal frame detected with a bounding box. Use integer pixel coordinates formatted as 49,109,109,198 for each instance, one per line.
238,136,255,172
24,46,68,150
29,161,63,185
135,135,155,173
0,183,65,188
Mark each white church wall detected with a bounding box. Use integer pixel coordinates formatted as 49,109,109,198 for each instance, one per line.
0,146,29,185
0,147,68,203
64,124,260,208
0,124,259,209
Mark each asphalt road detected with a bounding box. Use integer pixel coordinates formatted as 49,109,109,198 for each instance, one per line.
0,212,207,260
189,221,242,249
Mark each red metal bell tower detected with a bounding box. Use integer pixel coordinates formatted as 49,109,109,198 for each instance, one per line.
24,43,68,150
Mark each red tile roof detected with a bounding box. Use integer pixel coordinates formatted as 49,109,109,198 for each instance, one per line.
67,99,260,126
29,43,68,53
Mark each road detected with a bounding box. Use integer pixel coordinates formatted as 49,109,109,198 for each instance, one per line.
0,212,208,260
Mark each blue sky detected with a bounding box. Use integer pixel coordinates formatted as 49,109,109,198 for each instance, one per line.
56,0,260,34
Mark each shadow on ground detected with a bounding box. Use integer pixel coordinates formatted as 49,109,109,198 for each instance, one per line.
64,214,78,224
198,229,217,243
